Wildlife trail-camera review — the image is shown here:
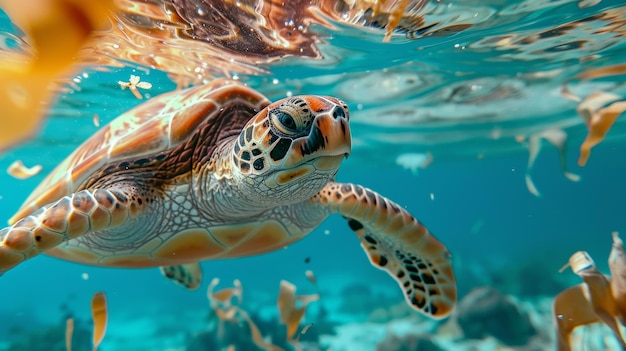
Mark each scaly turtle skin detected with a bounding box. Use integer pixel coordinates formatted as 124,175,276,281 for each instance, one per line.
0,78,456,319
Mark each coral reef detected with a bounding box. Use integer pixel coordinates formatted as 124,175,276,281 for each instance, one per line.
376,332,443,351
367,301,428,324
6,318,91,351
186,307,335,351
339,283,397,316
488,257,571,298
186,309,287,351
187,276,338,351
455,286,537,346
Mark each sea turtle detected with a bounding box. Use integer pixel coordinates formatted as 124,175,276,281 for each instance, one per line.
0,78,456,318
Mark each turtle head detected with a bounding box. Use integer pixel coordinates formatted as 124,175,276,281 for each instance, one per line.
232,95,351,203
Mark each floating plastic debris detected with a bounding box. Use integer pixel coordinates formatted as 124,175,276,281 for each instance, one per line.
65,317,74,351
277,280,319,340
578,99,626,167
207,278,242,322
608,231,626,325
553,233,626,350
305,270,317,285
91,292,108,351
208,277,243,305
7,160,42,179
206,278,283,350
562,64,626,167
524,129,580,197
118,75,153,100
238,309,284,351
160,263,203,289
395,152,433,175
0,0,114,151
578,0,601,8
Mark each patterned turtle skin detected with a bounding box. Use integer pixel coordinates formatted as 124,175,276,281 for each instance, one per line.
0,79,456,319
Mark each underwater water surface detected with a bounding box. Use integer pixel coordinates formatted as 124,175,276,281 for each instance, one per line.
1,0,626,350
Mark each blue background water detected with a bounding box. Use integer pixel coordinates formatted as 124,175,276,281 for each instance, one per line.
1,1,626,350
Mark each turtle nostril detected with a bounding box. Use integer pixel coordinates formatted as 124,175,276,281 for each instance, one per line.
332,106,346,120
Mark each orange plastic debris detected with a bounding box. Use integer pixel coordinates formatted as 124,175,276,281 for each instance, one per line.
300,323,313,335
65,317,74,351
239,309,284,351
214,306,238,322
377,0,412,42
305,270,317,285
578,100,626,166
7,160,42,179
553,284,601,350
207,278,242,306
91,292,108,351
609,232,626,324
277,280,319,340
0,0,114,151
206,278,283,350
118,75,153,100
554,235,626,350
560,85,581,102
576,64,626,81
562,65,626,167
524,129,580,197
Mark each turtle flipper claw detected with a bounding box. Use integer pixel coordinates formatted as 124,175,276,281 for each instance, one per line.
160,263,202,289
317,182,457,319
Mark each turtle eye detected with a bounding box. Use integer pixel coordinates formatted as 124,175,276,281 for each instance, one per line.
269,98,314,137
271,110,299,135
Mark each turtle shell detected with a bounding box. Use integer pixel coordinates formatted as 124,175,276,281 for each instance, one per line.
10,78,270,224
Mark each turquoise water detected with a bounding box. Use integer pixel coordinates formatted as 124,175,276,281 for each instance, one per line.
1,1,626,350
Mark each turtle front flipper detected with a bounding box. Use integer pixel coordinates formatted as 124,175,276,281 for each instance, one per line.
314,182,456,319
160,263,202,289
0,188,139,274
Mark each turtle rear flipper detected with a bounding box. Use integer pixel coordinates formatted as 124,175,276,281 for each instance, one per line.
160,263,202,289
0,187,141,274
316,182,457,319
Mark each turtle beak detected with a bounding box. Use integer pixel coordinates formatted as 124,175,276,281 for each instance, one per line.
283,103,351,167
